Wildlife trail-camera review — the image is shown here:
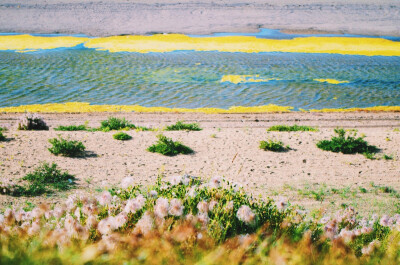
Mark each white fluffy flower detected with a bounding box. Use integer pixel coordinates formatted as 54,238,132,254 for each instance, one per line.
97,218,113,235
154,198,169,219
97,191,112,206
236,205,256,225
209,176,222,189
150,190,158,198
135,212,154,235
169,199,184,217
120,177,135,189
86,215,98,229
208,201,218,211
197,201,209,214
276,197,288,211
114,212,128,229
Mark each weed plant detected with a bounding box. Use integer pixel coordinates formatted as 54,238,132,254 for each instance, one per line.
0,162,75,196
48,136,85,157
267,124,318,132
317,128,378,157
113,132,132,141
259,139,286,152
147,134,193,156
165,121,202,131
100,117,135,131
17,113,49,130
0,131,5,141
54,125,87,131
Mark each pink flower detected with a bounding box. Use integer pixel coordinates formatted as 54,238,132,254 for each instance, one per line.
169,199,184,217
209,201,218,211
97,191,112,206
114,213,128,229
135,212,154,235
197,201,209,214
236,205,256,225
86,215,98,229
97,218,113,235
120,177,135,189
209,176,222,189
154,198,169,219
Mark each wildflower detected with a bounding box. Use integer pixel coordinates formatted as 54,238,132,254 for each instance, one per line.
28,220,41,236
169,199,184,217
181,175,191,186
361,226,373,234
339,229,354,243
320,216,330,224
97,218,113,235
66,195,77,211
97,191,112,206
154,198,169,219
53,206,66,219
114,212,128,229
135,212,154,235
149,190,158,198
209,200,218,211
187,187,197,197
209,176,222,189
82,203,98,216
380,215,391,226
225,201,234,212
197,213,209,226
86,215,98,229
15,210,26,222
236,205,256,225
165,175,182,186
197,201,209,214
324,220,338,239
120,177,135,189
362,240,380,256
276,197,288,211
74,208,81,222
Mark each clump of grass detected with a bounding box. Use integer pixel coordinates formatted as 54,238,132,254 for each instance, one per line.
267,124,318,132
100,117,135,131
259,139,286,152
54,125,87,131
0,131,5,141
165,121,202,131
147,134,193,156
317,128,378,157
17,113,48,130
383,154,393,160
0,162,75,196
48,136,85,157
113,132,132,141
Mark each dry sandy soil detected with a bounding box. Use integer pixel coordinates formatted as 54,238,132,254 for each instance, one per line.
1,0,400,36
1,112,399,216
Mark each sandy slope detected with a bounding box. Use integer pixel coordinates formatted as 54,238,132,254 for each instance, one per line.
0,0,399,36
0,112,399,215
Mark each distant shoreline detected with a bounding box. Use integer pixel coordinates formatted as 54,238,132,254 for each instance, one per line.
1,0,399,37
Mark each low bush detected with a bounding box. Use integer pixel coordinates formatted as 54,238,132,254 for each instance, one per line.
48,136,85,157
17,113,49,130
100,117,135,131
54,125,87,131
317,128,378,156
0,162,75,196
259,139,286,152
113,132,132,141
267,124,318,132
0,131,5,141
147,134,193,156
165,121,202,131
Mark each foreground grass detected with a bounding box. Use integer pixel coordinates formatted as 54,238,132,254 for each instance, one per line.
0,175,399,264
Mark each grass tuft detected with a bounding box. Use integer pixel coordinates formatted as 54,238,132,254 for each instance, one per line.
267,124,318,132
48,136,86,157
316,128,378,157
259,139,286,152
54,125,87,131
165,121,202,131
147,134,193,156
100,117,135,131
113,132,132,141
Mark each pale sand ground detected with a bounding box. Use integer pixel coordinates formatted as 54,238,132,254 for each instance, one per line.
1,0,400,36
0,112,399,216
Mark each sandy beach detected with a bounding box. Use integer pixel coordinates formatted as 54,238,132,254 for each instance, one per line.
1,0,400,36
1,112,399,215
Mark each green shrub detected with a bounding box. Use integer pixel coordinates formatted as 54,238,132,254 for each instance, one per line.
17,113,49,130
147,134,193,156
0,162,75,196
100,117,135,131
54,125,87,131
0,131,5,141
48,136,86,157
113,132,132,140
259,139,285,152
316,128,378,156
267,124,318,132
165,121,202,131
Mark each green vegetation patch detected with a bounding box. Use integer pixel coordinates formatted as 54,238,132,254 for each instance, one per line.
147,134,193,156
259,139,286,152
113,132,132,141
267,124,318,132
165,121,202,131
0,131,5,141
54,124,87,131
99,117,151,131
0,162,76,196
48,136,86,157
317,128,378,158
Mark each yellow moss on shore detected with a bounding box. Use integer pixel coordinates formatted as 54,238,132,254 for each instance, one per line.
0,102,399,113
1,34,400,56
0,35,89,51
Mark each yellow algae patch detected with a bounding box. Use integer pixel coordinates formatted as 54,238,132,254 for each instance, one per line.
0,35,88,51
304,106,400,112
16,49,38,53
220,75,280,84
84,34,400,56
314,79,350,84
0,102,292,113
